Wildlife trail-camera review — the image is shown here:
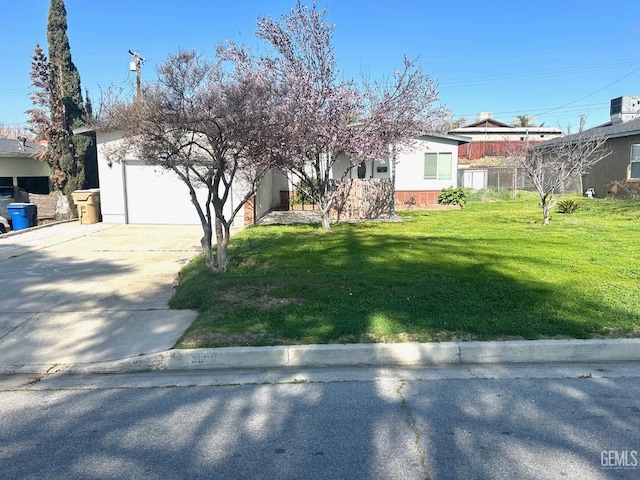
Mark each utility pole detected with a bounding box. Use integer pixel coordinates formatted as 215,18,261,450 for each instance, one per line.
128,50,145,99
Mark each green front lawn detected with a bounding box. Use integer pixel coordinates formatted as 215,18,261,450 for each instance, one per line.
171,193,640,347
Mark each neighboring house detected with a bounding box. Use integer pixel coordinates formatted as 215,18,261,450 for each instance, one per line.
0,136,50,218
0,137,50,195
93,130,287,226
449,114,562,164
540,96,640,198
332,133,471,208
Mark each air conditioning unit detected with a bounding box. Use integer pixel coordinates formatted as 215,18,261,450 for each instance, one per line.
610,96,640,124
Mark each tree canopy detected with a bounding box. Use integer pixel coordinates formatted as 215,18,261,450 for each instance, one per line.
100,50,280,271
229,1,449,229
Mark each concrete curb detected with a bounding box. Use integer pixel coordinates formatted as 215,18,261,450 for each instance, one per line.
5,338,636,375
0,218,76,238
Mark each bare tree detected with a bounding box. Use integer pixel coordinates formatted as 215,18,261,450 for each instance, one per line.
99,50,278,271
234,1,447,230
0,123,34,140
437,116,467,132
506,131,611,224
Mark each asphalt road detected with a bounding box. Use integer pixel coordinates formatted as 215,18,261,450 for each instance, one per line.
1,363,639,479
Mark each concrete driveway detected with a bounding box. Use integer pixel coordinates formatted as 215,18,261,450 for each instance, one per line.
0,222,204,371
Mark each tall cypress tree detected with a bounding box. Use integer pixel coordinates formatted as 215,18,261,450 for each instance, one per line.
47,0,85,130
27,0,97,214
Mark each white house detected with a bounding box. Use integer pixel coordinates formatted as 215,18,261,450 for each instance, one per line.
93,130,287,226
333,133,470,208
88,127,469,227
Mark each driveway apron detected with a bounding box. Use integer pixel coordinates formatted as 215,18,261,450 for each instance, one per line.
0,222,203,368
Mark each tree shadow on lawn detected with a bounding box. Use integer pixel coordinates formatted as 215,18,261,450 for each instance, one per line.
173,223,640,347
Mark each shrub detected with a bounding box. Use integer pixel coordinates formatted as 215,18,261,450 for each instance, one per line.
438,187,467,208
292,178,319,205
557,198,582,214
608,180,640,200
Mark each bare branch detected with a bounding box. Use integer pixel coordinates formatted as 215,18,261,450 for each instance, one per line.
97,49,279,271
505,130,611,224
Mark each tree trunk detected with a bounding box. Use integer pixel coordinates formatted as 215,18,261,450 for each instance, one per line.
542,203,551,225
321,204,331,231
214,221,232,272
213,217,227,271
216,235,229,272
389,150,397,216
318,187,334,231
200,223,215,269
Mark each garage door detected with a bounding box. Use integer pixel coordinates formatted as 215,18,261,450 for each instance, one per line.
124,160,206,225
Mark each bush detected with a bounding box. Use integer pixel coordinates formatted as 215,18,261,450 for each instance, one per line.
557,198,582,214
608,180,640,200
438,187,467,208
292,178,319,205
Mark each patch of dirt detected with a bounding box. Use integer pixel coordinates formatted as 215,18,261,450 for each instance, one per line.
331,331,484,344
591,328,640,339
178,331,302,348
220,286,304,311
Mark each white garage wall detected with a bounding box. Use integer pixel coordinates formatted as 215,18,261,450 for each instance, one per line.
124,160,212,225
96,131,240,226
96,131,127,223
255,170,289,218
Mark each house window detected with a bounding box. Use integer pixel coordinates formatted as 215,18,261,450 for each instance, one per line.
630,144,640,179
424,152,452,180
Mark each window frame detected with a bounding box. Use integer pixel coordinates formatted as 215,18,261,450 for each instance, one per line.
630,144,640,180
424,152,452,180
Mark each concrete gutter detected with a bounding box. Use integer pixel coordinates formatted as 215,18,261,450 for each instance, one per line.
7,338,638,375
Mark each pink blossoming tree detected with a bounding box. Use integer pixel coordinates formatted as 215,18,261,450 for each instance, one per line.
246,1,449,229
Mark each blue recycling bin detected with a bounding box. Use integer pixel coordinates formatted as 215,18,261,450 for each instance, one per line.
7,203,37,231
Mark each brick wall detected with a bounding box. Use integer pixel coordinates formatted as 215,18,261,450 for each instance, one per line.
394,190,440,206
28,193,59,221
394,190,461,210
244,197,255,225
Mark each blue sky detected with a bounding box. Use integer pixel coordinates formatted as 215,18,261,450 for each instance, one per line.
2,0,640,132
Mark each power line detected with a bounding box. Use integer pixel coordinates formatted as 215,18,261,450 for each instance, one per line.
537,65,640,117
